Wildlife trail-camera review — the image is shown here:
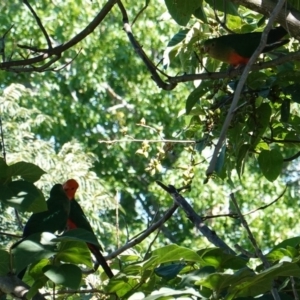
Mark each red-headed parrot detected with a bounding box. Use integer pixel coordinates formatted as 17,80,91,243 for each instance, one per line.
203,26,288,67
17,184,70,278
63,179,114,278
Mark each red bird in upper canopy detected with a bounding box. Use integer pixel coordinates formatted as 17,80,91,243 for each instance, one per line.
203,26,289,67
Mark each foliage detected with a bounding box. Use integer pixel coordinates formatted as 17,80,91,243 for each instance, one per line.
0,0,300,299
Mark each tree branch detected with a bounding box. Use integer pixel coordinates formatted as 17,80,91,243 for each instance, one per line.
0,275,46,300
156,181,236,255
0,0,118,71
23,0,52,49
231,0,300,39
116,0,177,90
106,202,179,259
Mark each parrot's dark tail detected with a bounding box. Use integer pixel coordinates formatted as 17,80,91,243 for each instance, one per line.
267,26,288,43
17,267,27,280
263,26,289,53
88,244,114,278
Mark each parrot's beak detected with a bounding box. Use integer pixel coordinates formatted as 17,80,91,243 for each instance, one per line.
202,45,209,53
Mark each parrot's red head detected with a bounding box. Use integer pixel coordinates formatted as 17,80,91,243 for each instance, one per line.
63,179,79,200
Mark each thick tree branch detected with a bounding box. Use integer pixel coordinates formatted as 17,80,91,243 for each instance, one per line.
167,50,300,84
0,0,118,71
116,0,177,90
0,275,46,300
156,181,236,255
231,0,300,39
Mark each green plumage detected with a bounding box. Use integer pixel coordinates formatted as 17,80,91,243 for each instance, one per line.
203,26,288,65
69,199,103,251
69,199,114,278
23,184,70,237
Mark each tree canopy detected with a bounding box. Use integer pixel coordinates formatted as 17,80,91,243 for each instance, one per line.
0,0,300,299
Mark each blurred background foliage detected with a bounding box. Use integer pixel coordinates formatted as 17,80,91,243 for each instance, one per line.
0,0,300,297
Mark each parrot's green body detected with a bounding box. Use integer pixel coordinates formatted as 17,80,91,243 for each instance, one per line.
23,184,70,237
203,26,288,66
63,179,114,278
17,184,70,279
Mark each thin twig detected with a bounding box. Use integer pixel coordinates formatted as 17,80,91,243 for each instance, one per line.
14,209,23,230
204,186,286,220
212,0,235,34
132,1,149,26
234,244,256,258
0,231,22,239
284,151,300,162
106,202,179,260
53,48,82,72
263,136,300,144
290,276,299,300
98,138,195,144
0,24,14,62
230,193,269,263
23,0,52,49
230,193,281,300
0,116,6,161
144,228,160,260
43,288,108,297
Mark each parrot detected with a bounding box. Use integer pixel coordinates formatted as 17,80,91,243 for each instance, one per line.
63,179,114,278
16,184,70,279
203,26,289,67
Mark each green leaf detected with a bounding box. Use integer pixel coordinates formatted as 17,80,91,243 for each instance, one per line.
43,264,82,289
167,29,189,47
164,0,201,26
8,161,46,183
267,248,296,263
198,248,248,269
106,274,140,297
0,180,46,212
12,232,57,274
236,144,250,178
250,103,272,148
215,145,226,174
258,149,283,181
155,263,185,279
56,240,93,267
125,245,203,274
149,244,203,267
227,262,300,298
53,228,100,247
193,6,207,23
26,259,49,299
0,250,10,275
205,0,239,16
196,272,234,292
270,236,300,252
186,83,210,114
